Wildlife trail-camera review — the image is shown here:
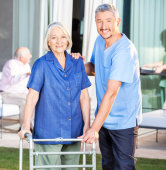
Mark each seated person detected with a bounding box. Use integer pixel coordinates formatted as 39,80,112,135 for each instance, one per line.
0,47,32,128
142,59,166,73
143,55,166,106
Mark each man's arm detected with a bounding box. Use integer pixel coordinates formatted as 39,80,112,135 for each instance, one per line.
79,79,122,143
85,62,95,76
70,53,95,76
80,88,90,134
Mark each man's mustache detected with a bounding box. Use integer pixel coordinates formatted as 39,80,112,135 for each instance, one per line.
100,29,112,31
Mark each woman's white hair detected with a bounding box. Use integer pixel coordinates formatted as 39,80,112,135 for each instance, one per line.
44,22,72,51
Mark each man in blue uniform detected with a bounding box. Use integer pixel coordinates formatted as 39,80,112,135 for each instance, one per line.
76,4,142,170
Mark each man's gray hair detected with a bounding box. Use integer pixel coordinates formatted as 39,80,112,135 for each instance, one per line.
95,4,119,18
14,47,26,59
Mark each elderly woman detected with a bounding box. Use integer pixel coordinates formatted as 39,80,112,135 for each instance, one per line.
18,22,91,169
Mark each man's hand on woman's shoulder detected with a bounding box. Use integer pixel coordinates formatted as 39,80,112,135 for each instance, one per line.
70,53,85,62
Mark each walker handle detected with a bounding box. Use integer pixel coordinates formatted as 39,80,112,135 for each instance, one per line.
24,133,32,143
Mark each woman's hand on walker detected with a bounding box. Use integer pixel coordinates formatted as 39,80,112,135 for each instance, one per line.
18,128,31,140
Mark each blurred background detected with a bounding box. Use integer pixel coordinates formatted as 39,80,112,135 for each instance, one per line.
0,0,166,113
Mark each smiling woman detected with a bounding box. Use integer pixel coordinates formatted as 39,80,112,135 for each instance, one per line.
48,28,68,55
47,26,70,69
18,22,91,169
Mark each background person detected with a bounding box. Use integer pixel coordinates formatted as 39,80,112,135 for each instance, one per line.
18,22,91,169
0,47,32,128
72,3,142,170
142,29,166,106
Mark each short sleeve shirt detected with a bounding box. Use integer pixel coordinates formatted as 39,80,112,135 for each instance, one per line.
28,51,91,144
90,34,142,130
0,59,31,93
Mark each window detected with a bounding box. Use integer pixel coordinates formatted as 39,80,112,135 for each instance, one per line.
0,0,13,70
71,0,85,53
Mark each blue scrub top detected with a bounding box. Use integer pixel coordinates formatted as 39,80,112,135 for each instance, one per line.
28,51,91,144
91,34,142,130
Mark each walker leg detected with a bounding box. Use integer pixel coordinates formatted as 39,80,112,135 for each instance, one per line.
19,139,23,170
83,143,86,170
29,138,33,170
156,129,158,143
92,143,96,170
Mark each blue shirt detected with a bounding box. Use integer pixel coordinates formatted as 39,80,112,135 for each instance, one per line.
90,34,142,130
28,51,91,144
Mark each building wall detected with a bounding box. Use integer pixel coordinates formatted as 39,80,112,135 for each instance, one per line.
0,0,13,71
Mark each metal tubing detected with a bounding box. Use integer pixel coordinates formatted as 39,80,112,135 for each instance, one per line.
19,139,23,170
29,138,33,170
33,164,93,169
33,151,92,155
92,142,96,170
83,143,86,170
156,129,159,142
21,136,96,169
0,96,3,138
33,138,83,142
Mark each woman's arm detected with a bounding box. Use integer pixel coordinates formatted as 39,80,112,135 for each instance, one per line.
155,64,166,73
18,88,39,139
142,60,163,68
80,88,90,134
142,60,166,73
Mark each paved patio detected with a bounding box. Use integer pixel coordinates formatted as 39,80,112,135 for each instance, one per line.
0,117,166,159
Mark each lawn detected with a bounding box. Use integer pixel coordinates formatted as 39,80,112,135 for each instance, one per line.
0,147,166,170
